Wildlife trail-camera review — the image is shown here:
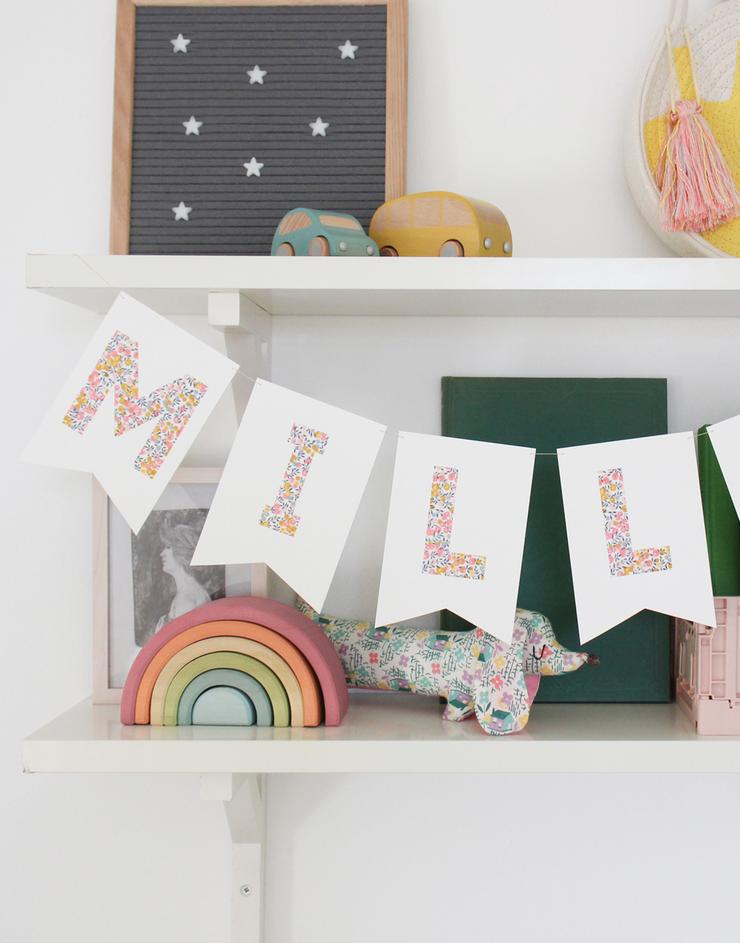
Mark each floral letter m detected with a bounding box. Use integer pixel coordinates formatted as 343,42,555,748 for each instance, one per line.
62,330,208,478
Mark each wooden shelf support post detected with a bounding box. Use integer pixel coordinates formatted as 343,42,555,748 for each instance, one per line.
200,772,267,943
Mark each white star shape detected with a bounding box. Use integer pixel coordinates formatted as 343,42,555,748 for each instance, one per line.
172,201,192,221
170,34,191,54
182,115,203,136
309,116,330,137
247,64,267,85
243,157,264,177
338,40,358,59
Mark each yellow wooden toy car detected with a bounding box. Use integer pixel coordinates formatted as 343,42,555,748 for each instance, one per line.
369,191,513,257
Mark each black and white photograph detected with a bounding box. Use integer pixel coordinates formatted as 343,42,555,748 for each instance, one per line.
96,468,250,700
131,508,225,646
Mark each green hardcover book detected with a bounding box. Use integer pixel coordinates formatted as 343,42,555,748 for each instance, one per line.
441,377,670,702
698,424,740,596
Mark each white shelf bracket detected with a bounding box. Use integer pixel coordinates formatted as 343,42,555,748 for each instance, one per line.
200,773,267,943
207,290,272,338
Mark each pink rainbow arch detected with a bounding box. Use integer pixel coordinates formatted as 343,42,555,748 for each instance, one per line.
121,596,348,726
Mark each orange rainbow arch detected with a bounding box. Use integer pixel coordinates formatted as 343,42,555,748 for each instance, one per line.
121,597,349,728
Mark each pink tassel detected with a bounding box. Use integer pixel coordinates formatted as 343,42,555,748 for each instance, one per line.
655,99,740,232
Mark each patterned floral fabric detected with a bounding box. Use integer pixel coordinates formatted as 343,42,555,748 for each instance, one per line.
260,423,329,536
599,467,672,577
297,601,592,735
63,330,207,479
422,465,487,580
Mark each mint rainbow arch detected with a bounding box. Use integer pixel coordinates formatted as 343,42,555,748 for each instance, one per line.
120,597,349,728
178,669,273,726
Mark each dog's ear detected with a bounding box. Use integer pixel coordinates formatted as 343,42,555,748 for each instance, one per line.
520,611,593,676
473,636,531,735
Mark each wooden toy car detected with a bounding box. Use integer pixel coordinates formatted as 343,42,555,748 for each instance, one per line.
271,208,379,256
369,191,513,257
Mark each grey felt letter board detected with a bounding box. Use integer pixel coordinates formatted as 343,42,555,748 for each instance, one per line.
111,0,408,255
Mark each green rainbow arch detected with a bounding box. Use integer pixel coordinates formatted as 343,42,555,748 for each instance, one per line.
162,652,291,727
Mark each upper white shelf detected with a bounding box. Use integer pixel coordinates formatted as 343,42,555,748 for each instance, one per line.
26,254,740,319
21,693,740,774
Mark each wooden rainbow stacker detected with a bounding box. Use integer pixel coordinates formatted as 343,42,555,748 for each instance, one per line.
121,597,349,728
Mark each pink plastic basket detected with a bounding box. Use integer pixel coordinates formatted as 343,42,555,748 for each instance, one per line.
675,597,740,735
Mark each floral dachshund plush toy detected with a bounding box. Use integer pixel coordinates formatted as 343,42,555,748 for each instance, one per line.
297,601,595,735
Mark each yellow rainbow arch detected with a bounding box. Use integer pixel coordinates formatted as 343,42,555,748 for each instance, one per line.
150,638,303,726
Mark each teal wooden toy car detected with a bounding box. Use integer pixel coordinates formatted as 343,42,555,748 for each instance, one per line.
271,208,379,256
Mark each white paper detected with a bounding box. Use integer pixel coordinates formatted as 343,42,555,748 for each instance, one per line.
192,379,386,612
374,432,535,644
22,293,238,533
707,415,740,520
558,432,715,643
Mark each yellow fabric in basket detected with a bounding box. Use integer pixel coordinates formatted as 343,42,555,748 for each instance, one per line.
644,43,740,256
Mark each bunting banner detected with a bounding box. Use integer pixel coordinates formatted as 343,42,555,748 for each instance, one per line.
374,432,535,643
558,432,715,644
192,379,386,613
23,293,238,533
707,415,740,519
27,289,740,646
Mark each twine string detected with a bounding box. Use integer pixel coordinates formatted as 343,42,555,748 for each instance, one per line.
683,27,702,103
664,25,703,109
665,27,678,112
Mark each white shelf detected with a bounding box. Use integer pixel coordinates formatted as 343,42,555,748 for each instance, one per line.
26,254,740,318
21,692,740,774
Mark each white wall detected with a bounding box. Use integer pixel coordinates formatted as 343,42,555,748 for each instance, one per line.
2,1,739,941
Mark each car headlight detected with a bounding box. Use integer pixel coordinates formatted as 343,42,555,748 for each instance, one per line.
338,241,347,252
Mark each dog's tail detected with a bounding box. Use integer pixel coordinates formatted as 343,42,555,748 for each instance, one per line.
295,596,320,623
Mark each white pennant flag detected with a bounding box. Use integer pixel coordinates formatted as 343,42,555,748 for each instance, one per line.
23,293,238,533
375,432,535,643
707,415,740,518
558,432,715,643
192,379,386,612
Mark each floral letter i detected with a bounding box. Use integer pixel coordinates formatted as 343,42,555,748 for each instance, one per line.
422,465,486,579
63,330,207,478
260,424,330,537
599,467,672,577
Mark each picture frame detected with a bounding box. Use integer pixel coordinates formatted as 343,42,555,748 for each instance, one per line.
110,0,408,254
93,467,250,703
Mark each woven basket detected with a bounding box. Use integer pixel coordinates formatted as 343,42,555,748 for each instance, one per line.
626,0,740,256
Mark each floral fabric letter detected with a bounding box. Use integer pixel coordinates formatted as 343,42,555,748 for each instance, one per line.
260,424,330,536
62,330,208,478
558,433,714,643
376,433,533,641
24,293,237,534
599,467,672,576
422,465,487,580
192,380,385,613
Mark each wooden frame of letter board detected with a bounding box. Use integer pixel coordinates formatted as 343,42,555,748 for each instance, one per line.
109,0,408,253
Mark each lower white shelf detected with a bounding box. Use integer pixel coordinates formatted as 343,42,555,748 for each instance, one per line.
21,691,740,774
